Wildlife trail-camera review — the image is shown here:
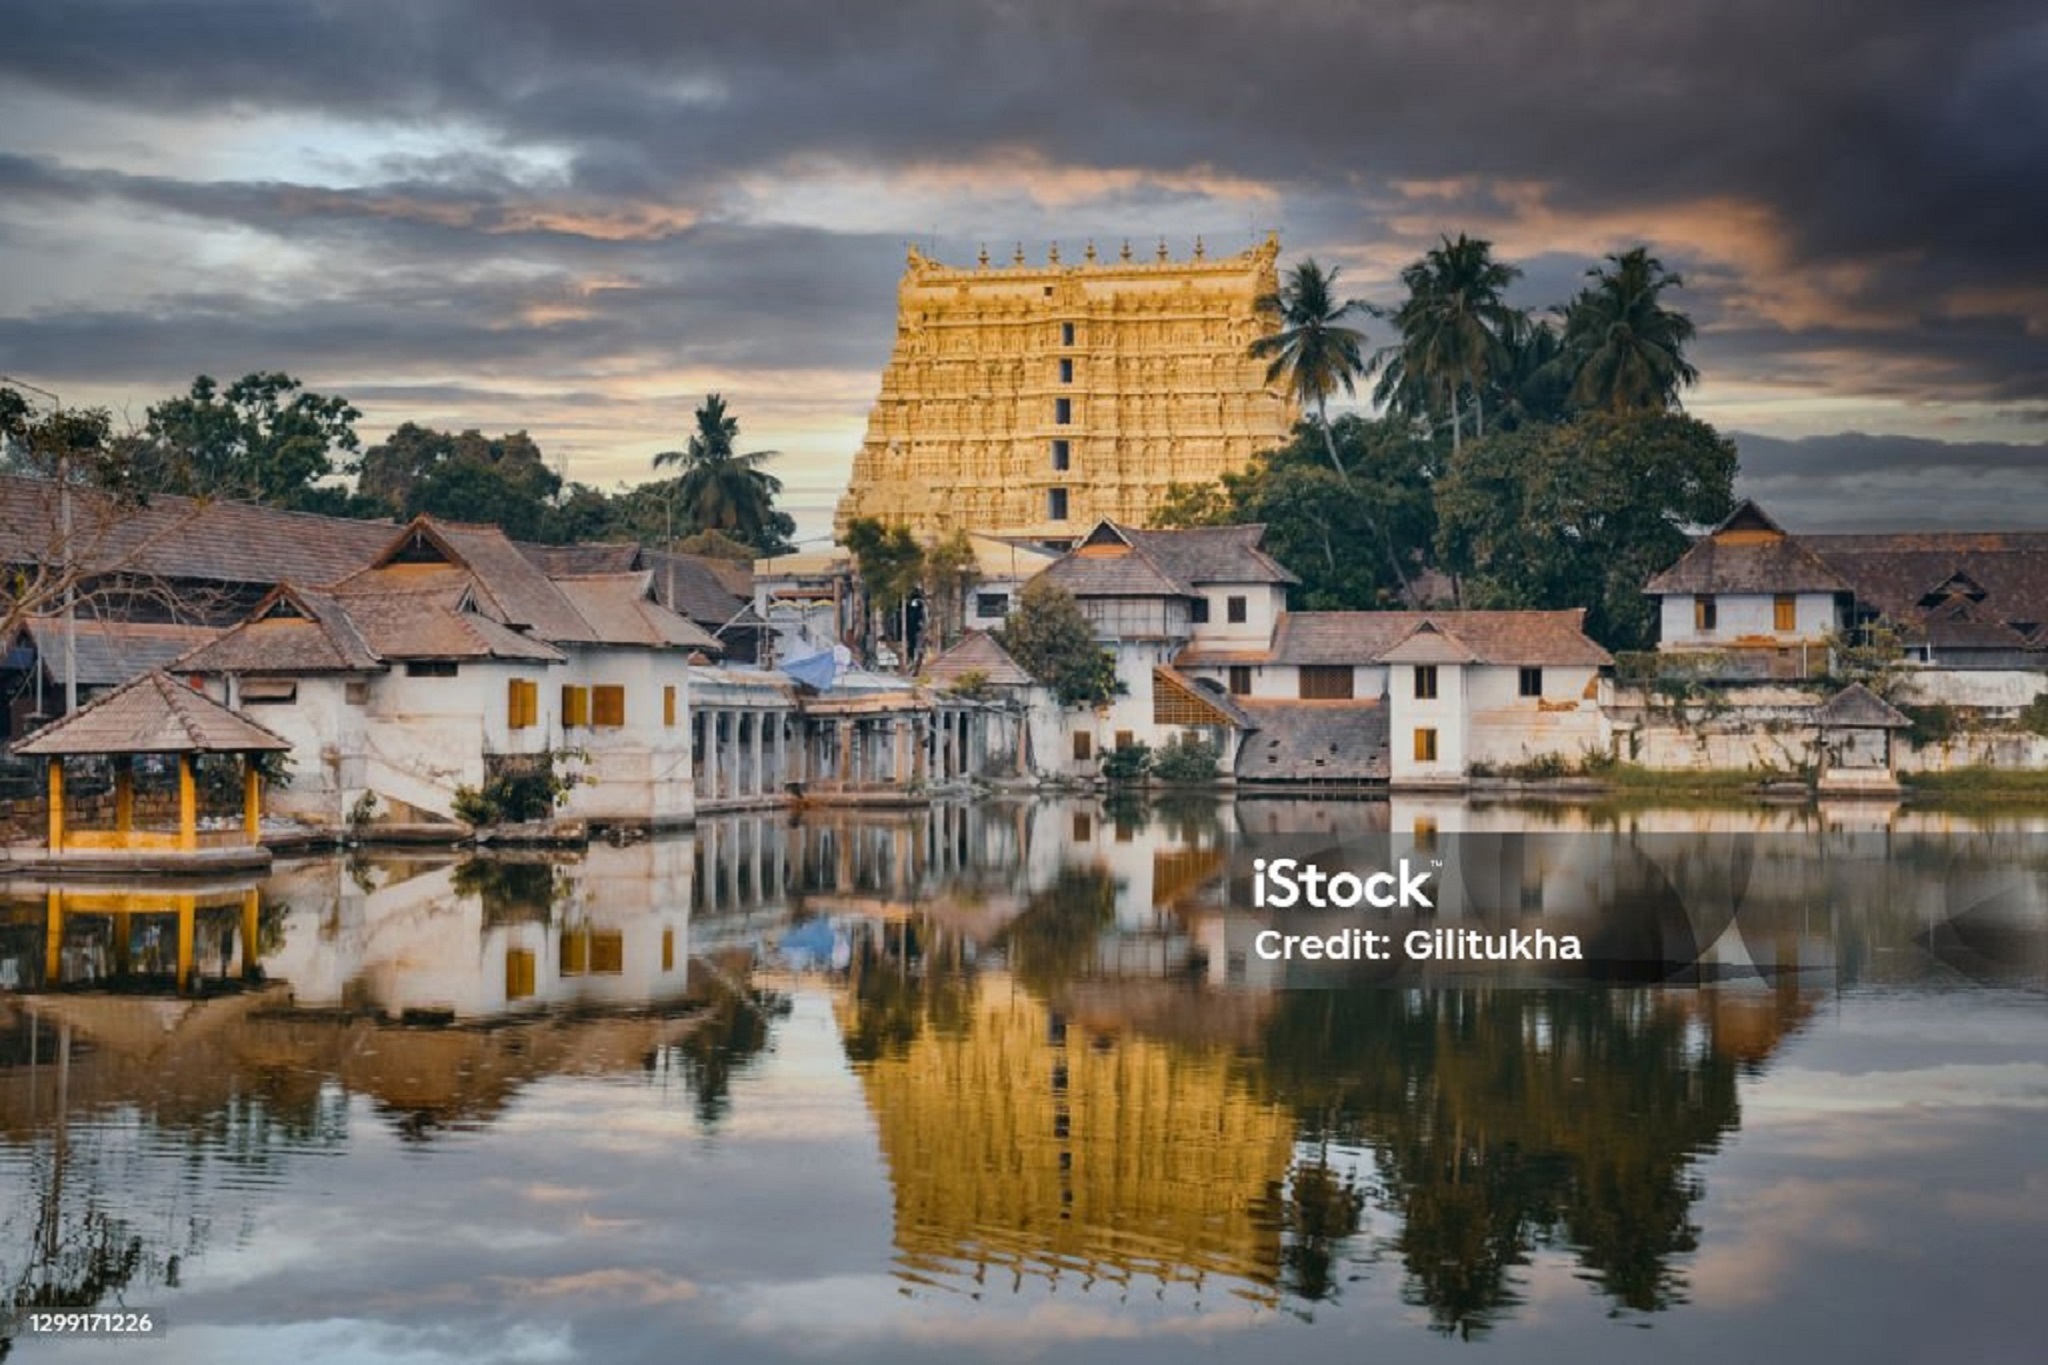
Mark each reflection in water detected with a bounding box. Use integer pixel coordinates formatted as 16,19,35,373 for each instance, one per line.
0,797,2042,1359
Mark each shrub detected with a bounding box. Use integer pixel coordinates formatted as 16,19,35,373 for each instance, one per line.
1903,704,1959,750
454,750,583,825
2020,691,2048,739
1101,741,1152,785
1151,734,1221,783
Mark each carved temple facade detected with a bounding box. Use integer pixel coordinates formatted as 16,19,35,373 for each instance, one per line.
835,235,1296,542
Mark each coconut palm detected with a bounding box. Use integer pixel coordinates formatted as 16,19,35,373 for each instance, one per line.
651,394,784,550
1372,235,1521,452
1560,248,1699,413
1250,260,1370,481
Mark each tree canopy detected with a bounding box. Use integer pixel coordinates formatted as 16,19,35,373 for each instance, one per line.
652,394,795,554
1249,259,1370,482
993,577,1121,706
140,372,361,510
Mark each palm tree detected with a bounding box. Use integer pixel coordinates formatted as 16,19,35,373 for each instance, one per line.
651,394,783,550
1372,235,1521,452
1249,260,1370,481
1560,248,1699,413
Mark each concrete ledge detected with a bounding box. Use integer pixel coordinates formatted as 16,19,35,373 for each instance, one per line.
0,843,273,880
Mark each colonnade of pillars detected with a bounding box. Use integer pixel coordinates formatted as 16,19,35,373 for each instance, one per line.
691,707,800,805
798,708,982,793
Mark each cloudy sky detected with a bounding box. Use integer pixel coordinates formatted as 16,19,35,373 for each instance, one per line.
1,0,2043,540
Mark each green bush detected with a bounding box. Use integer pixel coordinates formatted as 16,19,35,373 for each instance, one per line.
453,750,582,825
2020,691,2048,739
1151,734,1222,783
1101,741,1152,785
1903,704,1959,749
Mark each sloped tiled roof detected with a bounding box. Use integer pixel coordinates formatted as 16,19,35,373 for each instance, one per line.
518,542,644,576
0,474,393,587
1814,683,1908,729
1262,611,1611,667
551,573,723,651
1643,534,1853,595
339,520,597,644
1380,621,1482,665
923,632,1033,688
17,617,219,688
641,550,756,627
1154,666,1255,729
174,586,384,675
1233,699,1389,782
329,580,562,663
1807,532,2048,631
15,671,290,755
1040,520,1297,599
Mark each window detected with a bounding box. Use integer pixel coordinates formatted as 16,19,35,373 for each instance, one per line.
1299,666,1354,700
1519,667,1543,698
405,660,458,678
241,679,297,704
1061,322,1075,346
1051,438,1070,471
1694,595,1718,632
1072,731,1093,761
1774,595,1796,631
662,928,675,972
508,678,539,729
1188,597,1210,624
663,684,677,728
504,948,536,1001
975,591,1010,617
1226,595,1247,624
561,929,624,977
562,684,589,728
1054,397,1072,424
1414,665,1439,700
345,681,370,706
592,685,625,728
1073,812,1092,841
1048,488,1069,521
1059,358,1074,383
1414,728,1438,763
1228,665,1253,696
1114,730,1134,750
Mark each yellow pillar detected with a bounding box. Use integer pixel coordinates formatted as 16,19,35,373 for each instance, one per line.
44,889,62,983
175,896,195,993
46,758,63,851
115,760,134,839
243,759,262,845
240,887,260,978
177,754,198,851
111,910,132,975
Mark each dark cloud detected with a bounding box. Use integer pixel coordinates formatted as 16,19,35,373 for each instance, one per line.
1735,431,2048,530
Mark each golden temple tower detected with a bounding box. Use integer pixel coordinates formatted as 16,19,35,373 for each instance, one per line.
835,234,1296,541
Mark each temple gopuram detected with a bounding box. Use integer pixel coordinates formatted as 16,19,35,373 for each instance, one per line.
835,234,1296,543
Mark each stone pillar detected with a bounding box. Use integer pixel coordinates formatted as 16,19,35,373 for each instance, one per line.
244,759,263,844
177,754,198,852
46,758,63,852
838,720,854,789
913,716,928,785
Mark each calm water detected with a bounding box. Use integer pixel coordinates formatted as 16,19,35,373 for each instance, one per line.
2,797,2045,1363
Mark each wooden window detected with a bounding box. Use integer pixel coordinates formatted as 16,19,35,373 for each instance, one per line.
561,684,589,728
241,678,297,704
345,680,370,705
1414,665,1439,700
1114,730,1135,750
1051,439,1070,471
1228,665,1253,696
662,928,675,972
1054,397,1072,425
504,948,536,1001
589,932,624,974
663,684,677,728
508,678,538,729
1188,597,1210,624
1226,595,1247,624
1519,667,1543,698
1299,666,1354,700
1048,488,1069,521
592,684,626,728
405,660,457,678
1072,731,1093,761
1774,595,1796,631
1694,595,1718,632
1414,727,1438,763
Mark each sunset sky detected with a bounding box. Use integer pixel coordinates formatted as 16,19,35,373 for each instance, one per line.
1,0,2043,540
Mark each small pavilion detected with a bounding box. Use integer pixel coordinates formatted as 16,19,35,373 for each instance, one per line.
12,670,290,865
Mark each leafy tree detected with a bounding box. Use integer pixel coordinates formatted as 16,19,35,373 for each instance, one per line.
1373,235,1521,453
1560,248,1699,413
843,517,925,662
994,577,1121,706
1434,411,1736,649
141,372,361,509
919,528,982,653
651,394,794,553
359,424,562,541
1153,416,1440,609
1249,259,1370,482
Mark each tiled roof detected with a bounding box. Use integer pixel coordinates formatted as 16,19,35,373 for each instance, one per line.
518,542,643,576
1642,535,1853,595
1380,622,1482,665
329,581,563,663
1040,520,1297,600
923,632,1033,688
1040,544,1186,598
405,521,598,643
1233,699,1390,782
1266,611,1611,667
0,474,393,588
641,550,756,627
551,573,723,651
14,671,290,756
17,617,219,688
1814,683,1909,729
1154,665,1255,729
1807,533,2048,631
174,586,384,675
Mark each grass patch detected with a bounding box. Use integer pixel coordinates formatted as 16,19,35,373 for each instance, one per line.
1902,766,2048,801
1601,765,1788,794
